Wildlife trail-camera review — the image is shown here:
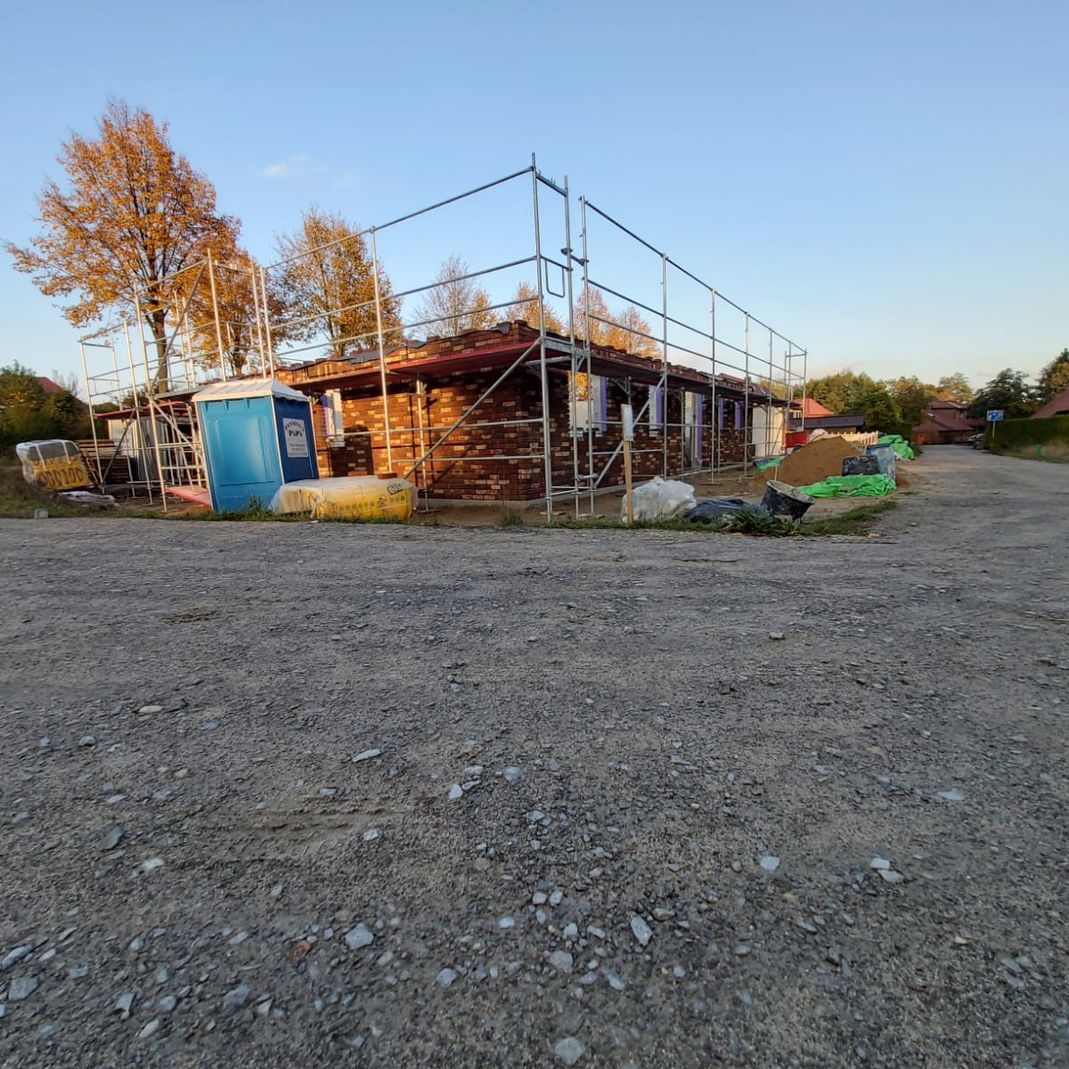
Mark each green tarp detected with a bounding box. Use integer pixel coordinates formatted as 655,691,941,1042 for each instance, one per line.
755,455,785,471
877,434,915,460
799,474,897,498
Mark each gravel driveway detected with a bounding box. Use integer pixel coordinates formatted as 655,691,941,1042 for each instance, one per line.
1,446,1066,1068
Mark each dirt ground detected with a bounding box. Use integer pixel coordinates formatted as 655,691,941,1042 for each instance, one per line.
1,446,1066,1068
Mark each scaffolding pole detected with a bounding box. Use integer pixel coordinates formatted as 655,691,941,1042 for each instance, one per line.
531,154,554,521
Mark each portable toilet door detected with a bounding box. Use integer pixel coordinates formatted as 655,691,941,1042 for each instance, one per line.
192,380,318,512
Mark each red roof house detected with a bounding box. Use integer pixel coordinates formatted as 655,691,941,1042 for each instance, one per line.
1033,386,1069,420
911,400,981,445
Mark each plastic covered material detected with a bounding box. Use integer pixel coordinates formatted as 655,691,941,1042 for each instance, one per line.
270,476,416,521
761,479,816,520
865,444,897,479
755,456,785,472
624,477,696,522
684,497,748,522
16,440,93,492
841,455,881,476
876,434,915,460
57,490,115,508
799,474,896,498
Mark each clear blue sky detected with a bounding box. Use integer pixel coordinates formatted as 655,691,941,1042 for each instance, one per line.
2,0,1066,389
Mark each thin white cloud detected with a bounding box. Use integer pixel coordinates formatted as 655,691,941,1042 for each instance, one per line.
257,154,360,190
258,154,335,180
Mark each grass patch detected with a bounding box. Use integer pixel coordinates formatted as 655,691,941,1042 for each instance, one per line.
997,445,1069,464
799,498,898,536
499,508,525,526
0,464,133,519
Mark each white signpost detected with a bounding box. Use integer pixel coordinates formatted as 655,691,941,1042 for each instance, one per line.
621,403,635,525
987,409,1004,444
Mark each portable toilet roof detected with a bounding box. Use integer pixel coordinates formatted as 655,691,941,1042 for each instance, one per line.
191,378,309,404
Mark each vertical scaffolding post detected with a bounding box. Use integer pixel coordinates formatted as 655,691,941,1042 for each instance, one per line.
414,376,430,510
709,289,717,475
530,155,554,521
250,264,266,378
134,293,169,513
767,327,774,459
580,196,595,515
79,341,105,488
661,252,669,477
562,175,581,517
370,228,394,473
743,313,751,476
259,266,276,376
124,317,153,503
206,249,227,382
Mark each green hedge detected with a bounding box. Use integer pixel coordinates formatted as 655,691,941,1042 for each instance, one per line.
986,414,1069,450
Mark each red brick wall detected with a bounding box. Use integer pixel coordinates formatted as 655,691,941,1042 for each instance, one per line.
279,322,770,501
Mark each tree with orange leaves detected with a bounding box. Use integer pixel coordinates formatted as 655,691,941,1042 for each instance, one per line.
507,280,565,334
6,100,239,390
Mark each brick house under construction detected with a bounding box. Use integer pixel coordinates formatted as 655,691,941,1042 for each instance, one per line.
275,321,787,504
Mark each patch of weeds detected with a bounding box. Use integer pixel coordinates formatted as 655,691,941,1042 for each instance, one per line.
799,498,898,537
499,508,525,526
0,466,142,519
174,504,296,522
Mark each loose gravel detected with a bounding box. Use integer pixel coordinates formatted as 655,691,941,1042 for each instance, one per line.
0,447,1067,1067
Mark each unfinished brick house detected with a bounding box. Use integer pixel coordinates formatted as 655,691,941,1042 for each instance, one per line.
276,321,787,503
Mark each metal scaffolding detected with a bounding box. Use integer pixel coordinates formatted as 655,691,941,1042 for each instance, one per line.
79,155,807,518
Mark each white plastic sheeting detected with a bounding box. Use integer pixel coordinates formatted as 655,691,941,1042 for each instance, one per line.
623,476,696,522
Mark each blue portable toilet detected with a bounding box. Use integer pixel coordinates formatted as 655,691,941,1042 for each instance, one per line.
193,380,319,512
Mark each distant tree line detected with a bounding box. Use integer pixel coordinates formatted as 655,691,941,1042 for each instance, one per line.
804,352,1068,427
0,363,91,447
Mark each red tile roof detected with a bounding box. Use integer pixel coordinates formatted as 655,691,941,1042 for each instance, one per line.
1033,386,1069,420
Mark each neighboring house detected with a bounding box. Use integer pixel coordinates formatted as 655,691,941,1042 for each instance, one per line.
277,320,789,502
36,376,65,395
911,400,982,445
36,375,88,411
787,397,865,446
1032,386,1069,420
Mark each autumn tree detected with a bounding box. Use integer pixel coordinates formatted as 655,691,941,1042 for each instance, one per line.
575,289,659,357
885,376,935,425
1037,349,1069,403
6,101,239,391
507,281,564,333
417,255,496,337
574,288,612,346
180,245,283,377
274,208,401,360
935,373,974,404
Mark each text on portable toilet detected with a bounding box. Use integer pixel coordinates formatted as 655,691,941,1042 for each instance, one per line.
283,418,309,458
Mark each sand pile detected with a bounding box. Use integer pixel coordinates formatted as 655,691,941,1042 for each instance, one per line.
773,436,861,486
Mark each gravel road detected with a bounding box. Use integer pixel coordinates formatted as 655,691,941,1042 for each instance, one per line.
1,446,1067,1068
